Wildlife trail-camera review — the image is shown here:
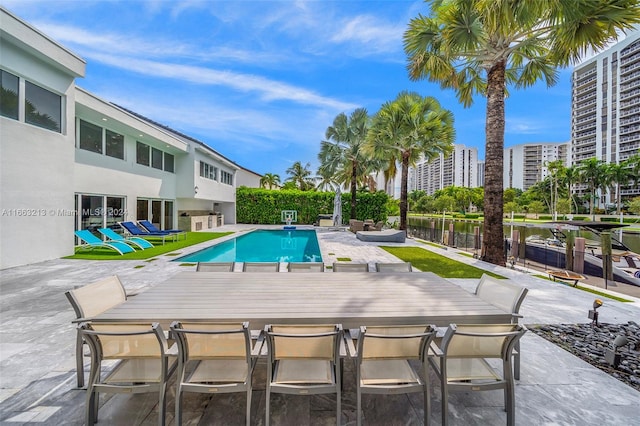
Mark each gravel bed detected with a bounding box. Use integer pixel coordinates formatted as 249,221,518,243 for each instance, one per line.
529,321,640,391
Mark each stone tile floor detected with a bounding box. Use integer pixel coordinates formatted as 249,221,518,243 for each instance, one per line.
1,224,639,425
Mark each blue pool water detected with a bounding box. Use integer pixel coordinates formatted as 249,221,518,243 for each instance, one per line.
175,229,322,263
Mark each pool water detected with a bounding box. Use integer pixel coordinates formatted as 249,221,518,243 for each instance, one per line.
175,229,322,263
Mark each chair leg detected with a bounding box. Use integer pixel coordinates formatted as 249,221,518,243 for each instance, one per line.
423,368,431,426
356,385,362,426
265,386,270,426
159,382,167,426
175,388,182,426
246,386,252,426
514,341,521,380
76,332,85,388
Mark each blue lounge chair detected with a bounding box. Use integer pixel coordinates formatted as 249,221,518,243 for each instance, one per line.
138,220,186,240
118,221,175,245
98,228,154,250
74,230,135,255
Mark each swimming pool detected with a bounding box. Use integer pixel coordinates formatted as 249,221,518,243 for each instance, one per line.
176,229,322,263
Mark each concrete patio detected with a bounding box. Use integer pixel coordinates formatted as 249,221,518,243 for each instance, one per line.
1,225,639,425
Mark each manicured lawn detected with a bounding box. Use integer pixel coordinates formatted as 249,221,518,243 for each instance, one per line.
380,246,505,279
532,274,633,302
66,232,232,260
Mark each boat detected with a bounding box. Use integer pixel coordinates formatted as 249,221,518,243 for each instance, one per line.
514,221,640,287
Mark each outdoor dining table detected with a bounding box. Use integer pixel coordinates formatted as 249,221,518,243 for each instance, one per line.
93,271,513,329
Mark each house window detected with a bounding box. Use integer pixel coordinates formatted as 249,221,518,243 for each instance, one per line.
136,141,150,166
25,81,61,132
79,119,103,154
164,153,174,172
151,147,163,170
0,70,19,120
221,170,233,185
105,130,124,159
200,161,218,180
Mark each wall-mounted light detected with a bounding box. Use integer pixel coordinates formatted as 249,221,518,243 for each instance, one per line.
194,186,199,194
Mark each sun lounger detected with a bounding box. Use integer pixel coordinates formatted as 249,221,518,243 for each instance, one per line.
97,227,154,250
138,219,186,240
74,230,134,255
356,229,406,243
118,221,176,244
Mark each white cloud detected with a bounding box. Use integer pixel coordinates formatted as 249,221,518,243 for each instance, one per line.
330,15,404,55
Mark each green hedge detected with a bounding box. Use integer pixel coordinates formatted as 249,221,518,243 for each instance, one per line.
235,187,389,225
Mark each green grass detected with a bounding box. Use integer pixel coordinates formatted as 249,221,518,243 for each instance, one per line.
457,251,474,258
66,232,233,260
336,257,351,261
381,246,505,279
532,274,633,302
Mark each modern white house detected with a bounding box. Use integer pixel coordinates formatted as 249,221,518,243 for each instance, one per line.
0,7,260,269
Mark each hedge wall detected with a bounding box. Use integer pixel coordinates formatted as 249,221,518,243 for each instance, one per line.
236,187,389,225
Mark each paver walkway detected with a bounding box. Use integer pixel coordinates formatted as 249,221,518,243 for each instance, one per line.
1,224,639,425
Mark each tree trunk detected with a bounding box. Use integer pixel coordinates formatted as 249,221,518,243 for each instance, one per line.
350,161,357,219
399,153,409,230
481,60,506,267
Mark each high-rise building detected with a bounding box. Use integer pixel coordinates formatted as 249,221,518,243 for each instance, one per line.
504,142,569,191
411,144,479,195
571,30,640,201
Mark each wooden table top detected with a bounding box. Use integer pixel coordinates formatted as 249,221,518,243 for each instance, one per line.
94,271,513,329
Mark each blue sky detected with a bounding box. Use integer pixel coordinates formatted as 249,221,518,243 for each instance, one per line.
3,0,575,179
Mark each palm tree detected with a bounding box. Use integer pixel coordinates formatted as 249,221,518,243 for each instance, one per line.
606,162,632,215
318,108,374,219
285,161,313,190
563,165,580,214
404,0,640,266
259,173,281,190
578,157,606,218
364,91,455,231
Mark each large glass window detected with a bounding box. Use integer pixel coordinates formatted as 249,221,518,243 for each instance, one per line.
164,153,174,173
200,161,217,180
1,70,19,120
152,147,163,170
80,195,103,233
79,119,103,154
137,198,174,230
137,199,149,221
136,141,150,166
25,81,61,132
105,197,125,230
105,130,124,159
221,170,233,185
164,200,174,230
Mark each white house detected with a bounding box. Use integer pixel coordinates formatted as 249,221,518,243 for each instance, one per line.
0,7,260,269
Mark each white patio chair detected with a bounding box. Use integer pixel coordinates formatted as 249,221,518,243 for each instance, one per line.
429,323,527,426
352,324,437,426
332,262,370,272
287,262,325,272
264,324,343,425
196,262,235,272
242,262,280,272
475,274,528,379
170,321,260,426
65,275,128,388
79,322,177,426
375,262,413,272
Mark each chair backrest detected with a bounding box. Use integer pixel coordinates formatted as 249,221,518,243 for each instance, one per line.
441,324,525,359
288,262,325,272
65,275,127,319
243,262,280,272
97,228,124,241
332,262,369,272
373,221,384,231
197,262,235,272
375,262,413,272
139,220,160,232
170,321,251,361
266,324,341,360
475,274,528,316
119,221,144,235
80,322,167,360
74,230,102,244
359,325,435,360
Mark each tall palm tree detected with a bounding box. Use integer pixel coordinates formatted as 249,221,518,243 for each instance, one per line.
563,165,580,214
364,91,455,230
578,157,606,218
259,173,281,190
318,108,374,219
404,0,640,266
285,161,313,190
606,162,632,215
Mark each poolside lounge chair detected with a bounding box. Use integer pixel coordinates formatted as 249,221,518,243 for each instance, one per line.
97,227,154,250
74,230,135,255
264,324,343,426
118,221,176,244
138,220,186,240
170,321,260,426
429,324,527,426
351,325,437,426
79,322,177,426
65,275,129,388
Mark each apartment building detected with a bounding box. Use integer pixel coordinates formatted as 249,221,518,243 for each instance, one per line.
411,144,480,195
503,142,569,191
571,29,640,201
0,8,260,269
